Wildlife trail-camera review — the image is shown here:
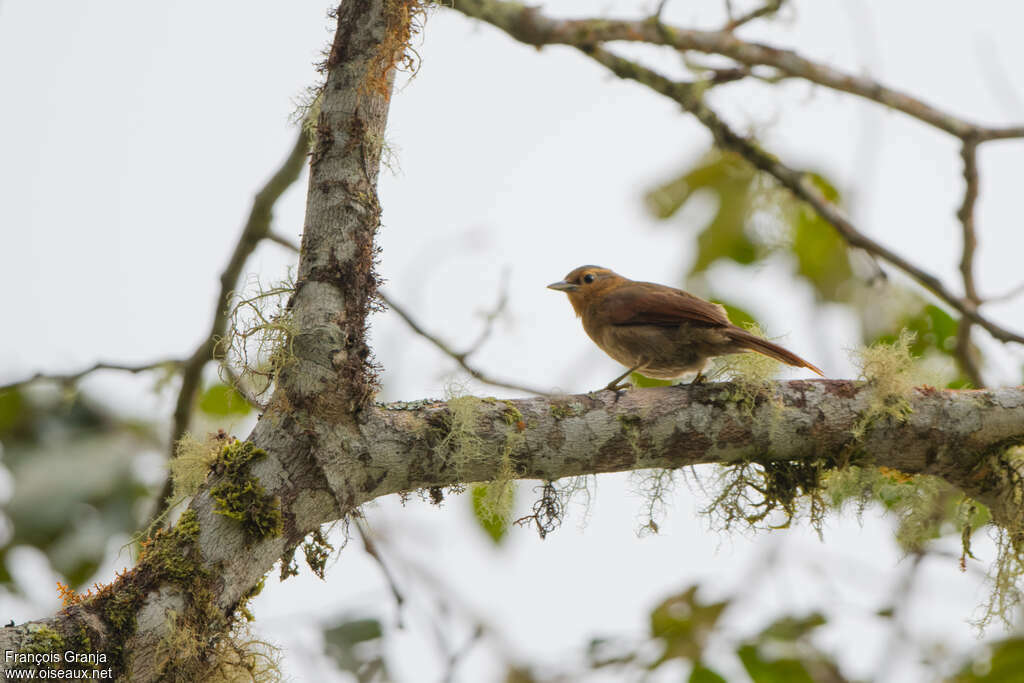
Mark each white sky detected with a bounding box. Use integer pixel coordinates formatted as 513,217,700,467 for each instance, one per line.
2,1,1024,681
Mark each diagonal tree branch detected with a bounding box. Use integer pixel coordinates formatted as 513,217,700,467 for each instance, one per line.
451,0,1024,142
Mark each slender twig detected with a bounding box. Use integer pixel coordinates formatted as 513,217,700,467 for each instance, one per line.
723,0,783,32
957,139,982,305
150,127,311,523
0,359,184,393
954,138,985,387
266,231,300,252
451,0,1024,142
986,281,1024,304
380,292,551,396
461,267,510,359
354,518,405,624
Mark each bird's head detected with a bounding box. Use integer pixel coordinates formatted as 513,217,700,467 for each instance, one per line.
547,265,625,316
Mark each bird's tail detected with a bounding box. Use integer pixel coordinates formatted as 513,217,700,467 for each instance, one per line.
726,327,825,377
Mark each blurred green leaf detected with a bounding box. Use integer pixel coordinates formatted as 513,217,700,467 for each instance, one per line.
646,152,759,276
197,383,251,417
689,664,728,683
650,585,730,665
789,174,852,302
630,373,674,388
757,612,826,642
1,393,155,589
873,305,959,359
323,617,385,677
737,644,815,683
0,388,27,438
471,484,511,544
954,638,1024,682
716,301,758,329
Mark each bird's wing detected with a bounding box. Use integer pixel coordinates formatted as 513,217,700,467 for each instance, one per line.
602,285,730,328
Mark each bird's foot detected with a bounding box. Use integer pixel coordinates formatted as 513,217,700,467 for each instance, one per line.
690,372,707,385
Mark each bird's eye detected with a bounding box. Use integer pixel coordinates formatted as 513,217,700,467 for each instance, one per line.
583,273,596,284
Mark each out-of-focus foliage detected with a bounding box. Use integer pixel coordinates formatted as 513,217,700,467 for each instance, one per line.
0,387,157,588
323,615,388,681
471,483,511,544
197,382,252,417
954,637,1024,682
645,148,974,388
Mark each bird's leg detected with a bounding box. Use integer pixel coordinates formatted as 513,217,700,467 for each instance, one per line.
604,363,644,392
690,371,707,385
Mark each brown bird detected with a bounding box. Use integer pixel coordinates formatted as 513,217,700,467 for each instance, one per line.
548,265,824,391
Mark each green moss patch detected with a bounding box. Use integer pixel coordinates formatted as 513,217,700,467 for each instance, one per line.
211,440,283,542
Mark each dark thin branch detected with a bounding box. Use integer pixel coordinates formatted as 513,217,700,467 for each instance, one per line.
379,292,551,396
0,359,184,393
462,267,510,359
986,281,1024,304
152,126,311,523
451,0,1024,142
354,518,405,624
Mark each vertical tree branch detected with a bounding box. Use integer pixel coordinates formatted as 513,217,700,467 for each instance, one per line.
151,126,311,523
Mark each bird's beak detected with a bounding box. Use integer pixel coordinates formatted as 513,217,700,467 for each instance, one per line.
547,280,578,292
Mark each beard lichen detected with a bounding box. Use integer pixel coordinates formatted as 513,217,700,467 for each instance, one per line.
631,467,677,536
711,323,786,416
701,459,828,536
435,394,525,533
851,329,918,439
216,273,297,407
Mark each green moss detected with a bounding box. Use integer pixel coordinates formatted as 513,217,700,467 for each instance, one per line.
500,400,523,426
23,623,64,655
550,401,586,420
618,414,644,461
237,576,266,622
211,440,283,542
